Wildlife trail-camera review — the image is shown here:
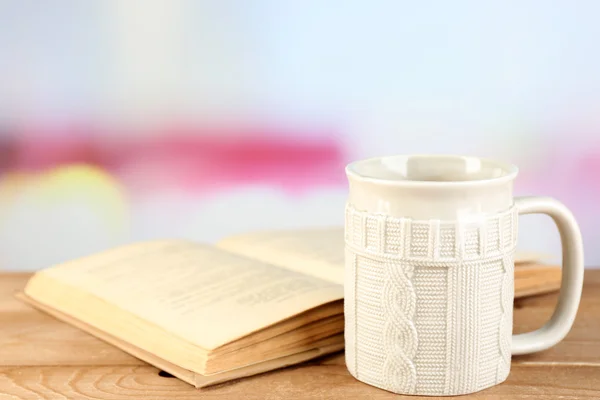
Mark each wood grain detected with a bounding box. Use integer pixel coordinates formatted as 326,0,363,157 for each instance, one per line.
0,274,145,367
0,361,599,399
513,270,600,365
0,271,599,399
0,311,143,367
0,273,33,313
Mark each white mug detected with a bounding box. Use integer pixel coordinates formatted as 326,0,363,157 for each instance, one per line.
343,155,584,396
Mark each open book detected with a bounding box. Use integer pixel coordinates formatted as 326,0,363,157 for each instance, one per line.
21,228,561,388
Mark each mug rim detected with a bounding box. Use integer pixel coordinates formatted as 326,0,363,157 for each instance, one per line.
345,154,519,187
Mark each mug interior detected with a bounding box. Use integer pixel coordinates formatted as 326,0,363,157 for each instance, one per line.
346,155,517,184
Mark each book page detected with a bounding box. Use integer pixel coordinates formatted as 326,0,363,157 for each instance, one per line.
217,228,345,284
216,227,552,284
32,240,343,350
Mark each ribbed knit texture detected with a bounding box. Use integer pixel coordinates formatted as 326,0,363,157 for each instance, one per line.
344,204,518,396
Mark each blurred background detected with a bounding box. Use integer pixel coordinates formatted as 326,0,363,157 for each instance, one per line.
0,1,598,270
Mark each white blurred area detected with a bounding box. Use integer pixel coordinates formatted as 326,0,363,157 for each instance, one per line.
0,1,599,269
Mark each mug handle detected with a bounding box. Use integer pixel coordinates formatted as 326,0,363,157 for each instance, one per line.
512,196,585,355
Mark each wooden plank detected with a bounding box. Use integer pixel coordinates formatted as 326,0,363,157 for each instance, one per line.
0,361,599,399
0,311,144,367
513,270,600,365
0,273,33,313
0,274,142,367
1,271,599,399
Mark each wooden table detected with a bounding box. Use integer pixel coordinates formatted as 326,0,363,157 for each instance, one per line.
1,272,599,399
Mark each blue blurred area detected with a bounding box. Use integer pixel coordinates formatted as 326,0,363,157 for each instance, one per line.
1,1,600,129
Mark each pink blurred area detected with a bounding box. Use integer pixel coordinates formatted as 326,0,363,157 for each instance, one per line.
516,134,600,234
1,122,349,194
0,121,352,270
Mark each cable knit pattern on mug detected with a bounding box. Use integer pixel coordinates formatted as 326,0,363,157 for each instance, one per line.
382,261,417,394
497,254,514,381
345,203,518,396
